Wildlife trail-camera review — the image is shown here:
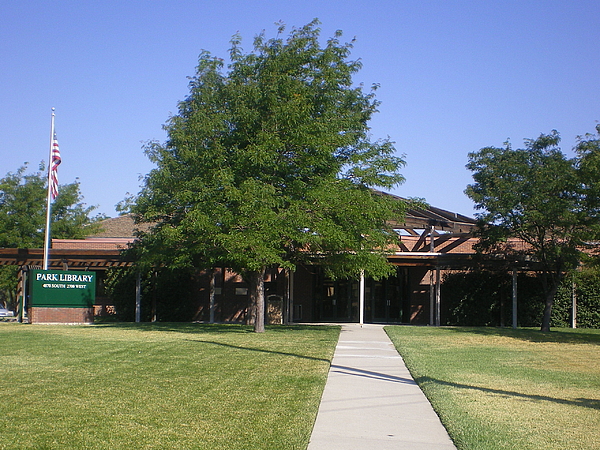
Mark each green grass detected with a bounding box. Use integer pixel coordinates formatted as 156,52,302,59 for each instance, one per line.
385,326,600,450
0,323,339,450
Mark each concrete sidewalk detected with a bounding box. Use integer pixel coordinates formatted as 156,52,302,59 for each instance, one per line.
307,324,456,450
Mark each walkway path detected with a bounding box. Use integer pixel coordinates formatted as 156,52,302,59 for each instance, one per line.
307,324,456,450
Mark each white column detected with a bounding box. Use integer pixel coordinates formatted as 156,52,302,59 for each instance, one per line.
571,277,577,329
429,225,435,252
359,270,365,325
435,267,441,327
429,269,434,326
512,269,518,329
288,269,295,324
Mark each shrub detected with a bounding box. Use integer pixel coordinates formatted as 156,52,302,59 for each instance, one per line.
442,268,600,328
104,266,200,322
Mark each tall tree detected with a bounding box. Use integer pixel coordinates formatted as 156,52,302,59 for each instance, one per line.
0,164,99,248
132,20,408,332
0,163,101,310
465,129,600,331
575,124,600,220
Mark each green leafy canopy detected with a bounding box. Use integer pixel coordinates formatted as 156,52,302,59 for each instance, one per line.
0,163,101,248
465,126,600,330
0,163,102,309
132,20,408,280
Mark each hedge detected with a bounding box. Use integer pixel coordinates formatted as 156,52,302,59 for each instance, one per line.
442,267,600,328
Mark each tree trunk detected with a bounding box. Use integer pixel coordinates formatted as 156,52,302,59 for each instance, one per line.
209,268,217,323
540,277,560,332
248,267,266,333
151,271,157,323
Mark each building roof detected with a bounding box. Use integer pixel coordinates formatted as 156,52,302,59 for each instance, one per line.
375,190,478,234
50,214,151,252
88,197,478,240
0,196,482,268
92,214,153,238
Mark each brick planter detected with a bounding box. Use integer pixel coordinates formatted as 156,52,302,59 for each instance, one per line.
28,307,94,324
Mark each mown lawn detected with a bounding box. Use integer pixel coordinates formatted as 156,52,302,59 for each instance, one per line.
386,326,600,450
0,323,339,450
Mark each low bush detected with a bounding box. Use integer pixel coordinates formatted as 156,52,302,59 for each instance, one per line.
104,266,200,322
442,267,600,328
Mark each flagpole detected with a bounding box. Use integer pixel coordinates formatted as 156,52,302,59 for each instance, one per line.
43,108,56,271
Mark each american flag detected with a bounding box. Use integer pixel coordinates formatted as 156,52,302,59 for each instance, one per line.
49,131,61,199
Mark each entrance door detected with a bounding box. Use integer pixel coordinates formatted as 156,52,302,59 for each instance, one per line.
314,267,408,323
366,268,407,323
319,279,358,322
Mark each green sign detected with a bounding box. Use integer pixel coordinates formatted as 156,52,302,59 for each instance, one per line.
29,270,96,308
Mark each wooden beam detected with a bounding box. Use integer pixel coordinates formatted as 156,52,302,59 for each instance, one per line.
411,227,431,252
0,248,132,269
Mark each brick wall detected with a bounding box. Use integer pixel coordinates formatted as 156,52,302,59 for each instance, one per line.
28,307,94,324
52,238,131,250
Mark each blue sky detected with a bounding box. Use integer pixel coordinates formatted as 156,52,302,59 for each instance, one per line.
2,0,598,218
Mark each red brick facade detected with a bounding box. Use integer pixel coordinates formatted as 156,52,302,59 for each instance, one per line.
28,307,94,324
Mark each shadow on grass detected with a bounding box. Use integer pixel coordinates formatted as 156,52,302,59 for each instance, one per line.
440,327,600,345
417,376,600,410
94,322,339,335
94,322,253,333
186,339,332,363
